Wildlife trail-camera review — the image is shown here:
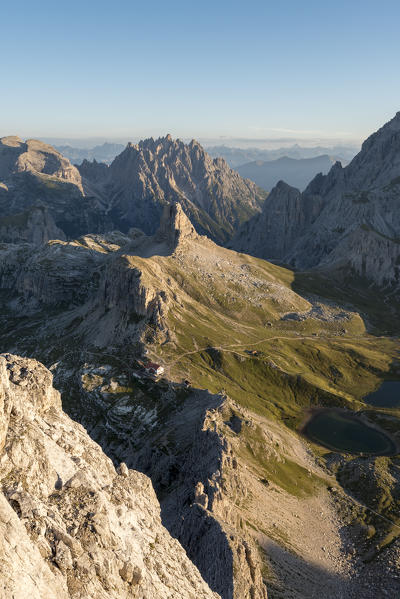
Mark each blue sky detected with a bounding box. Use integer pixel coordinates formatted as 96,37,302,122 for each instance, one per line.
2,0,400,145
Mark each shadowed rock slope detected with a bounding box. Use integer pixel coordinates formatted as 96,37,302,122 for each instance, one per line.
231,112,400,289
0,353,220,599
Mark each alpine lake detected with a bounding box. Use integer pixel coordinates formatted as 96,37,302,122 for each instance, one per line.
302,380,400,456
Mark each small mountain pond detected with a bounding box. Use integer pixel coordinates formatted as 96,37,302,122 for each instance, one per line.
302,408,398,455
364,381,400,408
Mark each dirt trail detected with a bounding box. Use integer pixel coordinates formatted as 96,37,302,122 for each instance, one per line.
165,333,332,367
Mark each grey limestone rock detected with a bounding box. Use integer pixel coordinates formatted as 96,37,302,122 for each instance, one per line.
82,134,264,244
231,112,400,289
0,353,220,598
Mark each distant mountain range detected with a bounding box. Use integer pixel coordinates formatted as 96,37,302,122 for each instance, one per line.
53,141,356,197
206,144,359,168
54,142,125,164
2,114,400,290
236,154,343,191
51,141,359,170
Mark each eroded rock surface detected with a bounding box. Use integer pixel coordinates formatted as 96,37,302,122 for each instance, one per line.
0,136,109,243
81,134,264,244
232,112,400,288
0,134,264,246
0,354,220,599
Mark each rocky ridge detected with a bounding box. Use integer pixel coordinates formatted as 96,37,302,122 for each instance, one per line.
69,374,269,599
80,134,264,243
0,134,264,247
231,112,400,288
0,202,313,351
0,353,220,598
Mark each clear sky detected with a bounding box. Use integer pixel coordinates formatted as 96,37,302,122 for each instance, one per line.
2,0,400,145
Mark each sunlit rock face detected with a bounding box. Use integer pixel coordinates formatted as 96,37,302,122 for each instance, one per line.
0,353,220,599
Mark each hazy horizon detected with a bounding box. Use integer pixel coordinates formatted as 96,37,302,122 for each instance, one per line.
0,133,362,152
2,0,400,145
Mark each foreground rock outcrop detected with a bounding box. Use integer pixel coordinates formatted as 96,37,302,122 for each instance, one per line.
0,354,220,599
77,381,269,599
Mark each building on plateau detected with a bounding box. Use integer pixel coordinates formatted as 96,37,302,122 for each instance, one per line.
143,362,165,377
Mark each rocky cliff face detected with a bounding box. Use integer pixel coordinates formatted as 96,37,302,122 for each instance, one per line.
81,135,264,244
0,136,109,243
0,134,264,247
0,353,220,599
58,360,269,599
231,181,318,260
231,112,400,288
0,205,199,349
0,205,66,245
156,395,268,599
155,202,200,249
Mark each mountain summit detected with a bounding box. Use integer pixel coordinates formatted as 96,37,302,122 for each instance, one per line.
81,134,265,244
0,136,82,185
0,135,109,242
156,202,200,249
232,112,400,288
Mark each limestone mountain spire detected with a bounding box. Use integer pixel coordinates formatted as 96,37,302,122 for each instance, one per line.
94,134,263,243
156,202,200,249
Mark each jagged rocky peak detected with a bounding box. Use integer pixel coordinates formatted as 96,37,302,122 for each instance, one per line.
343,111,400,188
0,353,220,598
101,133,263,242
231,111,400,288
115,133,207,168
78,157,109,182
156,202,200,248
